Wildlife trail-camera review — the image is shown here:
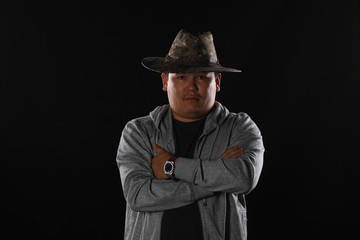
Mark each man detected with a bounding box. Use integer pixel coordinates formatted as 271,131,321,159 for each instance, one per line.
116,29,264,240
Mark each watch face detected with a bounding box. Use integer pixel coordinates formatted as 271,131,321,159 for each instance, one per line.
164,162,173,172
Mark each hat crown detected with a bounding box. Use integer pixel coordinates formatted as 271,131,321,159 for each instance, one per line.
167,30,218,64
141,29,241,73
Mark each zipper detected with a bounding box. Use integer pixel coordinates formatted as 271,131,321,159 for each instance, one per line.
196,133,208,207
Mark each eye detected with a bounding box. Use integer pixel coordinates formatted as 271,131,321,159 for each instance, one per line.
197,75,208,80
177,75,186,80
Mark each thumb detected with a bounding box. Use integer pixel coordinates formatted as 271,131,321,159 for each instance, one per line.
152,144,165,154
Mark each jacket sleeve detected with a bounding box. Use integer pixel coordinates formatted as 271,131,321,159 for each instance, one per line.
175,113,264,195
116,120,213,212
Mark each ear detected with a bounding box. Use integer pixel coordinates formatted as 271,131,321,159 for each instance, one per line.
215,73,221,92
161,73,168,91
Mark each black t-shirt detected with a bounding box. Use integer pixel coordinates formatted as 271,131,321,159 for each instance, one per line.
160,117,206,240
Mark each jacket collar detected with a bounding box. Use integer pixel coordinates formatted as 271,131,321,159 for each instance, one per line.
150,101,229,136
203,101,229,135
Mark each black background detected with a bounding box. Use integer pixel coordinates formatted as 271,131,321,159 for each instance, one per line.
1,0,359,239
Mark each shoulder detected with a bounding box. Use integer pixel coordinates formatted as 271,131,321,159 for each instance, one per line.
127,115,153,127
227,111,249,121
123,104,169,135
225,111,262,137
123,115,154,135
228,112,251,125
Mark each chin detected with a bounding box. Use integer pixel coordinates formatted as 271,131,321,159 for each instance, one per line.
185,110,206,119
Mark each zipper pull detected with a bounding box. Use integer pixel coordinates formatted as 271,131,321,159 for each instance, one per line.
203,198,207,207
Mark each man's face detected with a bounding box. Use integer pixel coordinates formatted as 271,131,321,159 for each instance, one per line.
161,72,221,122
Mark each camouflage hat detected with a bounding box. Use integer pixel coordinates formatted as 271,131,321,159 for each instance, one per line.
141,29,241,73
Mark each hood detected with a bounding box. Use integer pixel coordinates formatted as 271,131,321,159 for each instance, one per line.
149,102,230,135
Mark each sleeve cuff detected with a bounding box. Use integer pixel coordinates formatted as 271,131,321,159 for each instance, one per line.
175,157,196,183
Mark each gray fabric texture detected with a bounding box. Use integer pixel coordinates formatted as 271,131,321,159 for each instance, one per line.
116,102,264,240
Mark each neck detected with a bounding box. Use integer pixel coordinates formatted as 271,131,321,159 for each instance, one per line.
171,111,206,123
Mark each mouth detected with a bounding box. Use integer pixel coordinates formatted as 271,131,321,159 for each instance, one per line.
183,96,200,101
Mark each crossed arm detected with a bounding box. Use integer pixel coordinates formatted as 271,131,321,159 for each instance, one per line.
118,117,264,212
152,144,244,180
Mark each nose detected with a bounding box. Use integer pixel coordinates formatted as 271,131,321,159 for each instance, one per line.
187,77,198,92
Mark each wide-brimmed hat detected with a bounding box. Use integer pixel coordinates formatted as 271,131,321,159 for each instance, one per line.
141,29,241,73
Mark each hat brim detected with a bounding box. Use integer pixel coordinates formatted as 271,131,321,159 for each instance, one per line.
142,57,241,73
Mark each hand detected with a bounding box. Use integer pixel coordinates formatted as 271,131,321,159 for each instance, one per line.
220,146,244,159
152,144,173,179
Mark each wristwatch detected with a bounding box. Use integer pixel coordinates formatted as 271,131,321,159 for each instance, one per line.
164,156,176,178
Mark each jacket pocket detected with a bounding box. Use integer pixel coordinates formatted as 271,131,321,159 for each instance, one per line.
232,194,247,240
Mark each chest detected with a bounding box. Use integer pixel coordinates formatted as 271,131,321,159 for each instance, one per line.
152,118,236,160
194,126,233,160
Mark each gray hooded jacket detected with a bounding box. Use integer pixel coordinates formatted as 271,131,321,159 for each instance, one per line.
116,102,264,240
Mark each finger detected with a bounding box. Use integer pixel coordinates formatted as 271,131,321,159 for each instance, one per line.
152,144,166,154
230,147,243,154
221,146,245,159
225,146,238,153
235,149,244,158
220,146,237,158
226,146,239,154
234,150,244,158
221,150,231,159
222,148,244,159
227,152,240,159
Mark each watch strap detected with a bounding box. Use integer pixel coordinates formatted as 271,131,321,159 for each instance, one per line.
167,156,176,163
